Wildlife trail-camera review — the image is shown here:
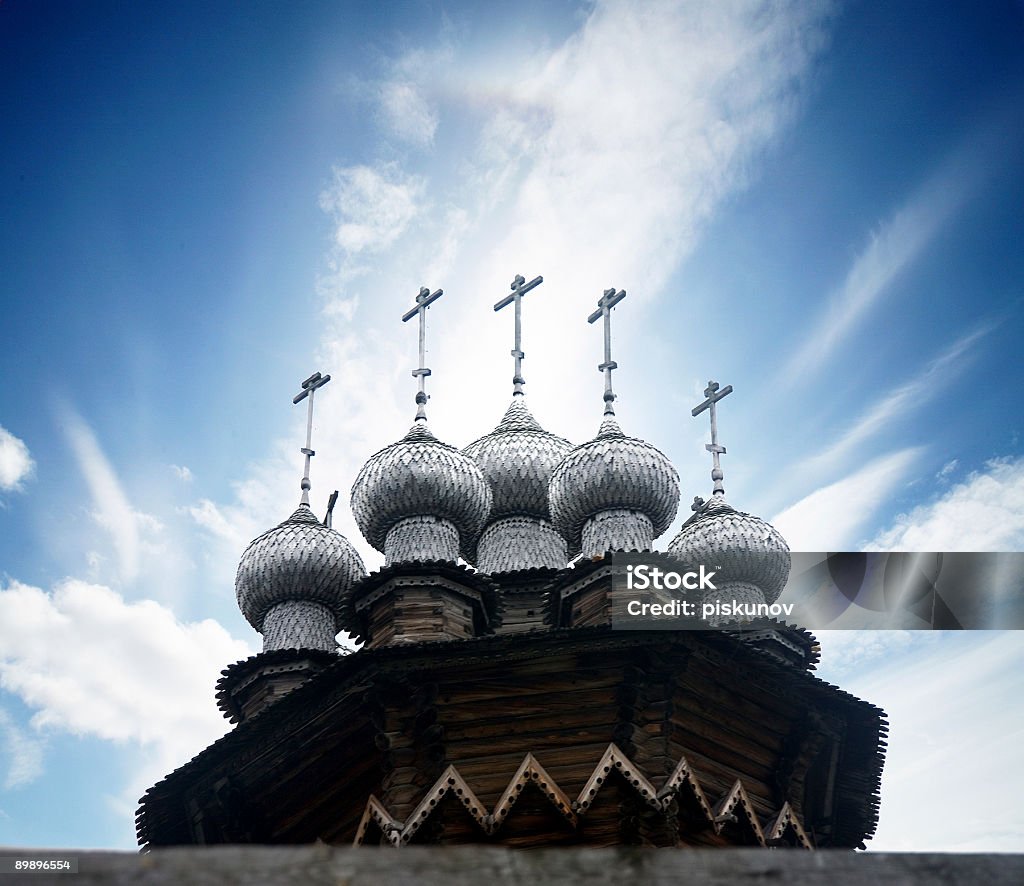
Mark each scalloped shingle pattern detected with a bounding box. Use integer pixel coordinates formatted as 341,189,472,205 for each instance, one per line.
350,421,492,558
235,504,366,633
262,600,337,651
384,515,459,565
668,497,790,603
548,418,679,551
476,515,567,573
581,507,654,557
463,398,572,522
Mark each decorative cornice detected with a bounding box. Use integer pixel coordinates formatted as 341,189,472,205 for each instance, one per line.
215,648,342,723
353,742,810,848
342,560,503,644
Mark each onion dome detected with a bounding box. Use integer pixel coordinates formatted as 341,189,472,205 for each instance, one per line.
548,417,680,556
464,398,572,520
235,502,366,651
668,495,790,604
463,398,573,571
350,421,492,565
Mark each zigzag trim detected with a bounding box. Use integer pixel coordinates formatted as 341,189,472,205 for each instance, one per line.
765,801,813,849
573,743,660,814
712,780,766,845
353,743,812,848
658,752,716,822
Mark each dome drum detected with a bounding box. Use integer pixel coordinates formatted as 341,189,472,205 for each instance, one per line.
384,515,459,565
580,508,654,558
476,516,567,573
262,600,337,652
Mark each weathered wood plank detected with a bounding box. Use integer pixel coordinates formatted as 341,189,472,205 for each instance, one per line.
26,847,1023,886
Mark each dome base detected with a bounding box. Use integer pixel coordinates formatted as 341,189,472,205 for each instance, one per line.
477,517,567,573
385,515,459,565
262,600,337,652
581,509,653,558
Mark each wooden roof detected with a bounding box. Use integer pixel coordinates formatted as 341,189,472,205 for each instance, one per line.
137,626,885,850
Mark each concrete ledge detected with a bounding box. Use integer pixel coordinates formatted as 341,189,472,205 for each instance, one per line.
6,846,1023,885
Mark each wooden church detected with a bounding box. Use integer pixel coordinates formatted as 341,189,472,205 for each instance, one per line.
136,278,886,851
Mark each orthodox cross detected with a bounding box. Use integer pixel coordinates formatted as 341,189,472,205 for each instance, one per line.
494,273,543,396
692,380,733,498
402,286,444,421
587,288,626,416
293,371,331,506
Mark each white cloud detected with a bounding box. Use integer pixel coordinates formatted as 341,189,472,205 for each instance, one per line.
869,457,1024,551
813,630,937,681
0,578,253,824
378,80,439,147
936,458,959,482
771,448,922,549
0,425,34,491
0,707,45,790
318,163,426,256
481,0,831,298
186,497,260,590
170,464,193,483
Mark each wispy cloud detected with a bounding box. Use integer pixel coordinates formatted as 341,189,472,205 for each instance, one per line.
0,706,45,789
353,40,454,149
170,464,193,483
869,456,1024,551
319,163,426,257
813,630,926,681
377,80,440,148
804,323,993,476
781,127,995,384
0,425,34,492
771,448,922,549
936,458,959,482
60,406,147,583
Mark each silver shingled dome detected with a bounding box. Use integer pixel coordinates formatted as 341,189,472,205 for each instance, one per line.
463,398,572,521
548,418,680,552
350,421,492,559
667,496,790,603
235,503,366,633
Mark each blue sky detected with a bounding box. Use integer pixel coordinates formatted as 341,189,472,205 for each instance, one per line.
1,0,1022,851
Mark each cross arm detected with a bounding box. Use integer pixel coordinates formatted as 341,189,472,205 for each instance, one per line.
494,275,543,311
293,372,331,403
402,288,443,322
691,383,733,416
588,289,625,323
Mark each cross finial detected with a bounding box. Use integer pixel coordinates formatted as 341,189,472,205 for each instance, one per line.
587,288,626,415
293,371,331,506
402,286,444,422
691,380,733,498
494,273,543,396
